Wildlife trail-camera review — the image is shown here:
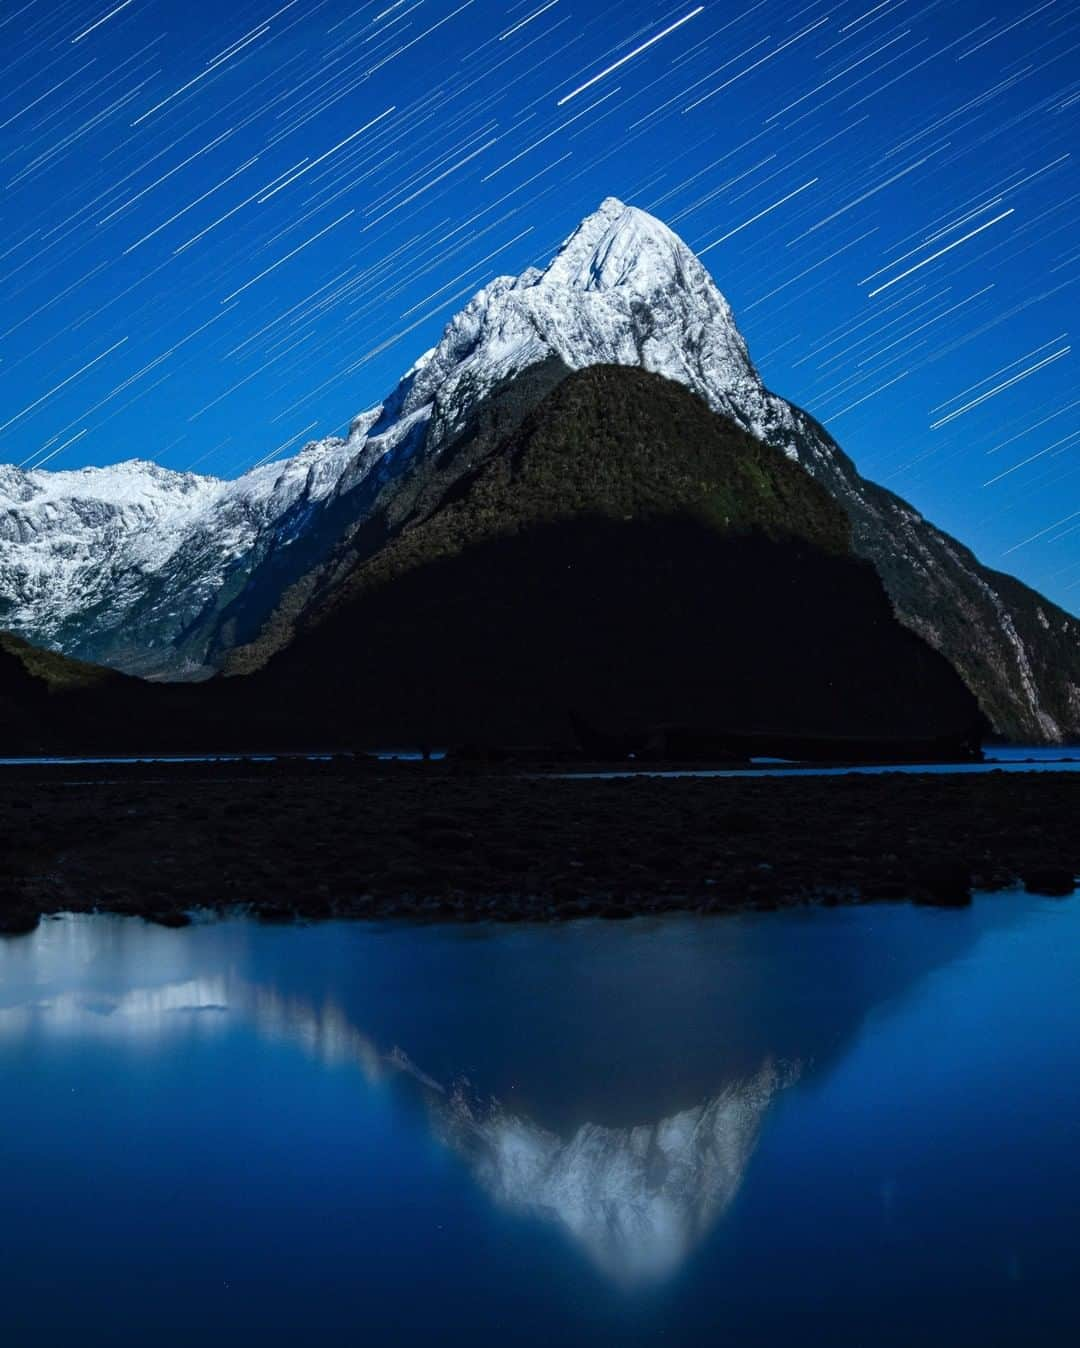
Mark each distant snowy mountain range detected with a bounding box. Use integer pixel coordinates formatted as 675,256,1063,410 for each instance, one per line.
1,197,1077,739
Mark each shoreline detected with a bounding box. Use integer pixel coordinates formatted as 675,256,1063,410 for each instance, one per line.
1,758,1076,933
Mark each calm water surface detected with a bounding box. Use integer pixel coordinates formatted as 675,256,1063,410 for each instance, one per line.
0,746,1075,771
560,745,1080,778
2,897,1079,1345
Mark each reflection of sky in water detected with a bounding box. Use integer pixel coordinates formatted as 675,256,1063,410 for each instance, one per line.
2,900,1080,1344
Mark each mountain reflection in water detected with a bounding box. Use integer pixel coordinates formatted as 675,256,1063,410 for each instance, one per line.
440,1061,796,1282
0,903,1017,1292
0,954,794,1283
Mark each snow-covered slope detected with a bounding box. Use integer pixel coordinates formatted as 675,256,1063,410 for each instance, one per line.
1,198,1077,735
366,196,773,450
0,460,220,640
0,450,352,675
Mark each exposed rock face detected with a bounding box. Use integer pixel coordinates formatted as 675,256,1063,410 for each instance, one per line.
0,198,1075,738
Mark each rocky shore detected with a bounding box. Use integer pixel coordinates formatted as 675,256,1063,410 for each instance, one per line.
0,758,1076,934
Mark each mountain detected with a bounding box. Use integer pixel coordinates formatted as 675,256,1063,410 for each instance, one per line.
1,198,1076,739
0,454,353,679
0,628,138,752
222,364,982,752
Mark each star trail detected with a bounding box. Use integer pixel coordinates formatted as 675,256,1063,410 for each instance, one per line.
0,0,1077,608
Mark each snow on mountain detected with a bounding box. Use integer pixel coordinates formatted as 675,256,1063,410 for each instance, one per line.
0,198,1076,736
0,197,780,676
0,461,221,658
0,447,341,674
360,196,794,455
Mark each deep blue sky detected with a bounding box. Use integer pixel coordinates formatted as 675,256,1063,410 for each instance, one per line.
1,0,1077,609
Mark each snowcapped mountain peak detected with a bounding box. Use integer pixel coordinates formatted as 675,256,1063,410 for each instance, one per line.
0,198,787,673
541,196,700,296
378,197,765,443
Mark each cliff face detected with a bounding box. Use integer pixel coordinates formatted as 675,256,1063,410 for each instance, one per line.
776,409,1080,744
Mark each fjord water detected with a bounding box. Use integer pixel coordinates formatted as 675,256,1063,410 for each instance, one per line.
3,900,1079,1345
0,745,1076,771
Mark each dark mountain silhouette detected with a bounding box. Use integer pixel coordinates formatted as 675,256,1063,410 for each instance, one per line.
222,365,982,754
0,367,986,756
0,631,139,752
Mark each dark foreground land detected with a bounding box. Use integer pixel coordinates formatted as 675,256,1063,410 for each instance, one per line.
1,758,1077,934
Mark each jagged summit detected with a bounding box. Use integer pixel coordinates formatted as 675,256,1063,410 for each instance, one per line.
373,195,763,454
543,196,704,294
385,197,728,407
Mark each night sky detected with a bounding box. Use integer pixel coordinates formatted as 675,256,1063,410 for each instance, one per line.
1,0,1077,609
